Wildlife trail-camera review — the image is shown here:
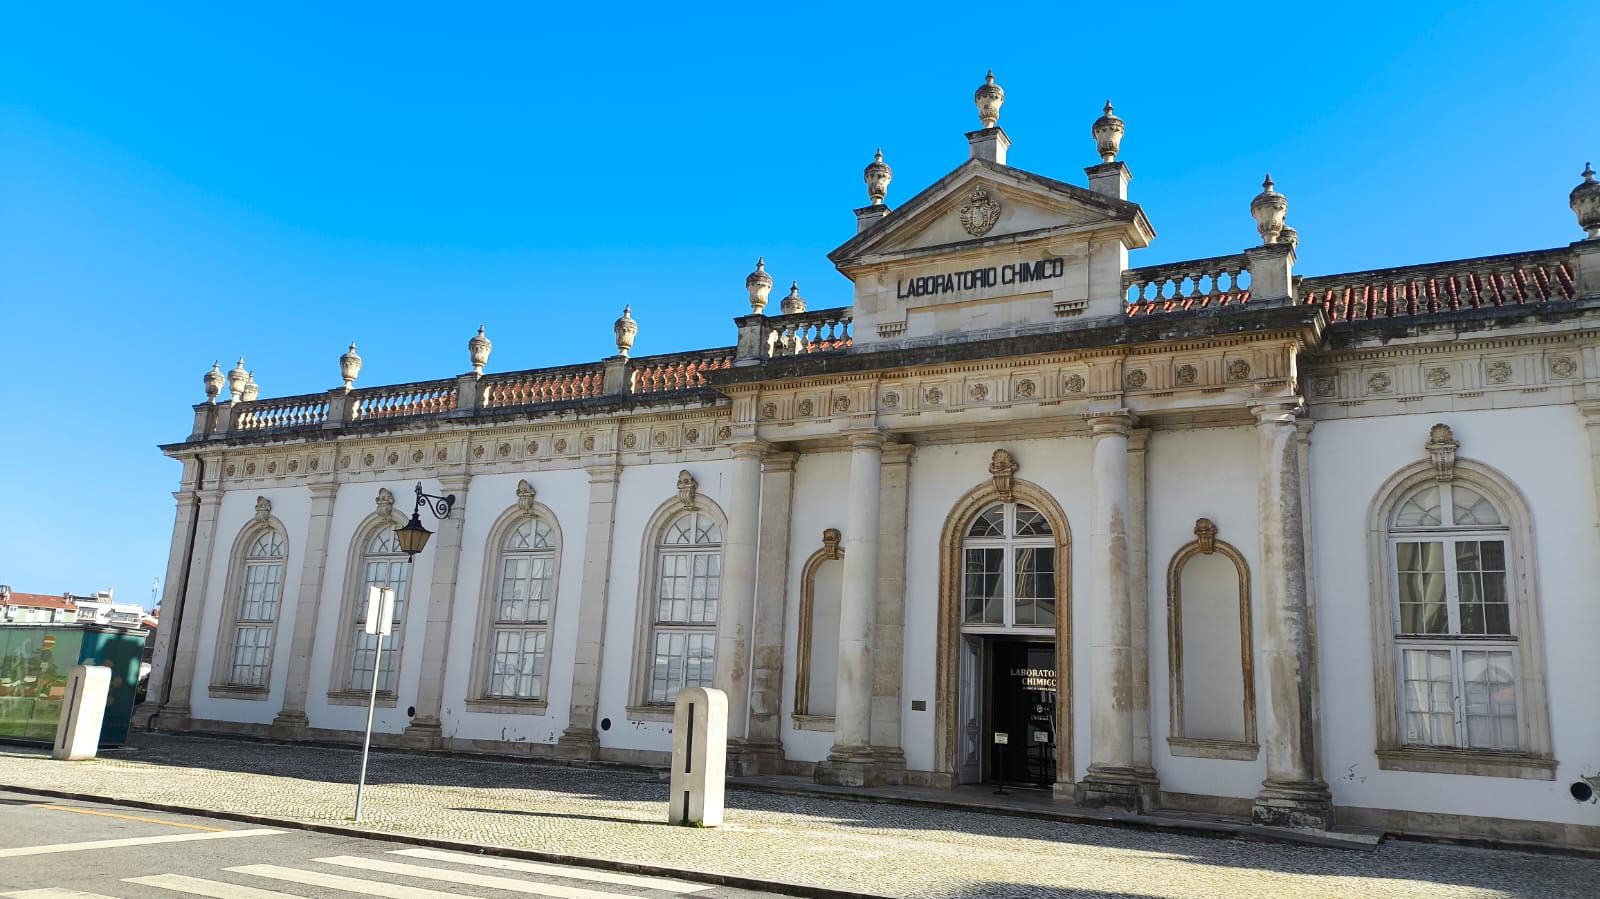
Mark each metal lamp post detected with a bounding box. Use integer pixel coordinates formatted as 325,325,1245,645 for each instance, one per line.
351,482,455,823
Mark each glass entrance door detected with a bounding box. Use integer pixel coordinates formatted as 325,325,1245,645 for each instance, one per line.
987,640,1056,787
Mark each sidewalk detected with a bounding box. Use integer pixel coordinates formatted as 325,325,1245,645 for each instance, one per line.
1,732,1595,898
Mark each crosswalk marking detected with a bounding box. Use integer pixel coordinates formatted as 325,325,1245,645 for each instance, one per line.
0,829,283,859
1,883,121,889
390,848,711,893
226,864,475,899
125,873,311,898
316,855,646,899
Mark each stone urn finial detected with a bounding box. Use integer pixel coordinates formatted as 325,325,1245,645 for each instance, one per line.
1092,100,1124,163
1278,223,1299,250
227,358,249,402
781,281,806,315
241,371,259,402
613,305,637,357
203,361,224,404
468,325,492,376
1250,174,1288,245
1572,162,1600,239
975,70,1004,129
339,342,362,390
864,149,892,206
746,258,773,314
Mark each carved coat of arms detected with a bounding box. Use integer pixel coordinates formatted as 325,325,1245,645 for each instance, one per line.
959,185,1001,237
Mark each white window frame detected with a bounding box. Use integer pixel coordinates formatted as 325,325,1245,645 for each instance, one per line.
209,524,287,698
629,498,727,719
468,508,563,712
1367,458,1554,779
345,528,410,695
959,502,1057,635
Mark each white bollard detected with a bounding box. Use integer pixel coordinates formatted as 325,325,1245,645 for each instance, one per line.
668,686,727,827
52,665,111,761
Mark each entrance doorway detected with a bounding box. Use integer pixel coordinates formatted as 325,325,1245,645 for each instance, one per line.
957,637,1058,788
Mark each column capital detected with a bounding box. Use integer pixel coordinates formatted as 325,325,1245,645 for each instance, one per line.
761,450,800,473
306,481,341,499
846,430,887,451
1084,409,1137,435
1577,399,1600,423
1250,399,1304,425
729,438,773,459
585,463,620,484
1127,426,1152,453
881,442,916,465
436,472,473,494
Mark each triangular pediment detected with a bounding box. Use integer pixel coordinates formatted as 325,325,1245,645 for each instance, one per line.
830,158,1153,268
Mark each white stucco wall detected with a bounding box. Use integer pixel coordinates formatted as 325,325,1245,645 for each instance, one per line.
1311,404,1600,826
781,450,849,762
1146,426,1266,800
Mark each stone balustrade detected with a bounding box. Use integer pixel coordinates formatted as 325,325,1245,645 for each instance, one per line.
630,350,734,395
350,380,460,421
481,365,606,409
232,393,330,432
1123,254,1252,310
1299,248,1578,322
764,307,853,357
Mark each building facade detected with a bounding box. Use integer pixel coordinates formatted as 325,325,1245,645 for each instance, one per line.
142,76,1600,846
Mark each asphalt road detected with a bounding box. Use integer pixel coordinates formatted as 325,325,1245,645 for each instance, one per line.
0,790,784,899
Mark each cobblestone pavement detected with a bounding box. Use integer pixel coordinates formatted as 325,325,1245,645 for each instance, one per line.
0,733,1594,898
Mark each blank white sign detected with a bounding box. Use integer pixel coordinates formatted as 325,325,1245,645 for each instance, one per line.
364,586,394,636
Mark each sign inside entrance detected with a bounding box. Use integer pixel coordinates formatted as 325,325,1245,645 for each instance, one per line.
993,731,1009,745
364,586,395,636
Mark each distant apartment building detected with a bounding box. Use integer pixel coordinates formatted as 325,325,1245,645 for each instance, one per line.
0,588,78,625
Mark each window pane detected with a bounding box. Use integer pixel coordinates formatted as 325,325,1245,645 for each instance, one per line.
488,628,546,699
648,629,716,705
1456,540,1511,637
230,625,273,686
967,506,1005,538
1401,648,1456,747
1395,542,1447,634
1013,506,1052,537
1393,486,1442,528
1013,547,1056,627
963,548,1003,624
1452,485,1503,527
1462,650,1518,750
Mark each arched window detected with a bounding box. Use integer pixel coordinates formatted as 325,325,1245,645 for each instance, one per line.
1387,481,1519,750
348,528,409,693
484,518,557,700
645,510,722,705
961,502,1055,630
223,529,286,688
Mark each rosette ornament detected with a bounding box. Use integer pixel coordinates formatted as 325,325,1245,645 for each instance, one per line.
613,306,638,357
746,258,773,313
1250,175,1288,245
468,325,491,375
339,342,362,390
1091,101,1124,163
864,149,892,205
975,70,1004,129
1572,162,1600,239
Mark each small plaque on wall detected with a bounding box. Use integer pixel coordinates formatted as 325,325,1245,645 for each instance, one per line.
993,732,1009,745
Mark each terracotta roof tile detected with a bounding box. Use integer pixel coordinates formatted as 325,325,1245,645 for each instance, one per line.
3,592,78,611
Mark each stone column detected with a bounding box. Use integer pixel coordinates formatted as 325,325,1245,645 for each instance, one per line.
138,457,204,726
1079,411,1144,811
270,480,339,737
716,440,767,772
1579,401,1600,534
1251,401,1332,829
816,431,883,787
158,473,226,730
401,473,471,747
1127,428,1159,798
1296,418,1326,788
870,442,914,783
555,465,620,759
747,451,798,774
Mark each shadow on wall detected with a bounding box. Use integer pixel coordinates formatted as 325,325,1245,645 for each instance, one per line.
58,732,1600,899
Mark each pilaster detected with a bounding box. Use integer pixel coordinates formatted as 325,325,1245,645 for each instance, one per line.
1126,428,1159,798
555,464,621,759
746,451,798,774
868,441,915,784
401,473,471,747
270,480,340,737
717,440,768,774
1250,401,1332,829
136,457,204,727
157,469,226,730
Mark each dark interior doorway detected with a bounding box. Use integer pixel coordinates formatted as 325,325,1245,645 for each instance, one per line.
986,640,1056,788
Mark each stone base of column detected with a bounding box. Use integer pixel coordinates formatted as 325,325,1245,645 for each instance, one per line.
268,710,310,741
726,739,784,777
1252,778,1334,830
869,747,908,786
1078,764,1153,813
399,717,444,749
815,744,885,788
153,704,192,733
552,728,599,761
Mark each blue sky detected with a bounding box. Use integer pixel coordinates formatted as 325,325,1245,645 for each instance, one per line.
1,3,1594,608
